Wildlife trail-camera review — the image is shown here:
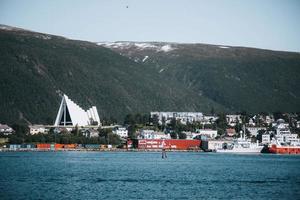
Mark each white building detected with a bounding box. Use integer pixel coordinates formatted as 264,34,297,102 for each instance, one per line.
248,118,256,126
196,129,218,139
274,134,300,145
201,116,218,125
246,127,266,137
150,112,203,125
226,115,242,127
262,134,270,144
29,125,48,135
0,124,13,135
82,129,99,138
182,131,200,140
265,115,274,125
113,127,128,138
138,130,170,140
54,94,101,127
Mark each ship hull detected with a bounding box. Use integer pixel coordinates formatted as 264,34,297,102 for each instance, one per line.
268,145,300,154
216,146,263,154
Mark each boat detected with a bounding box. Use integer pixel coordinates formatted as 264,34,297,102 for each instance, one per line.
268,144,300,154
215,125,263,153
267,136,300,154
215,138,263,153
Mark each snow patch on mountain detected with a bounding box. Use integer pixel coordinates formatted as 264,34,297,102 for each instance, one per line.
160,45,174,52
219,46,230,49
97,42,176,52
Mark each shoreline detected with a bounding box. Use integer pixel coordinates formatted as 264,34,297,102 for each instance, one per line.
0,148,204,152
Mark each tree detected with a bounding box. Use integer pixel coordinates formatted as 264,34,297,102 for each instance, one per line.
170,131,177,139
108,133,122,145
216,113,227,135
256,129,266,143
178,132,187,139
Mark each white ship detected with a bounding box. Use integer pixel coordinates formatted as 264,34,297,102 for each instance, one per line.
215,126,263,154
215,138,263,153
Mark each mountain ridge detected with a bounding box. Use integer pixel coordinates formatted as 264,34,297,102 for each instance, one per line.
0,25,299,124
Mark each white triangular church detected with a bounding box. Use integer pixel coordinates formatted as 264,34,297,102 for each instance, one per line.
54,94,101,127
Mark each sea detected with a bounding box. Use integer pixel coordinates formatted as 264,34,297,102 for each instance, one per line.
0,152,299,200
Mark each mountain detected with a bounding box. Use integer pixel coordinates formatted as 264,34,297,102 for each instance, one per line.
0,25,299,124
0,25,226,124
98,41,300,114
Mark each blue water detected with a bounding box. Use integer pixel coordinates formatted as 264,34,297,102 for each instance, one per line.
0,152,300,200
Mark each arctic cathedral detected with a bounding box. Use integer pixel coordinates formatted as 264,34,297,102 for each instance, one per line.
54,94,101,127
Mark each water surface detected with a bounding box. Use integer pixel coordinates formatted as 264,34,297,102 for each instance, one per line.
0,152,299,199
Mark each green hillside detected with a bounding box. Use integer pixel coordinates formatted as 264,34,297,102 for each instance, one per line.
99,42,300,114
0,26,225,124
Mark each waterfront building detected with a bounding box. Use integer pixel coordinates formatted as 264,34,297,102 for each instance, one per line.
138,129,170,139
112,127,128,138
54,94,101,127
0,124,14,135
29,125,48,135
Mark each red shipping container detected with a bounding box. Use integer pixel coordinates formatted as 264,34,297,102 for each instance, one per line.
37,143,51,149
64,144,77,149
137,139,200,150
55,144,64,150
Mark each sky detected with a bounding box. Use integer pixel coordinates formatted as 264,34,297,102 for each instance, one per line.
0,0,300,52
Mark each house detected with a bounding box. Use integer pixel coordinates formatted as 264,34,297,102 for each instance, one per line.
226,115,242,127
195,129,218,139
246,127,266,137
29,125,48,135
0,124,14,135
201,116,218,125
226,128,236,137
248,118,256,126
112,127,128,138
265,115,274,125
82,129,99,138
138,130,170,139
150,112,203,125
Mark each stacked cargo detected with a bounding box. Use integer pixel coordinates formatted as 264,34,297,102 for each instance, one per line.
54,144,64,150
84,144,100,149
64,144,77,149
37,143,51,150
9,144,21,150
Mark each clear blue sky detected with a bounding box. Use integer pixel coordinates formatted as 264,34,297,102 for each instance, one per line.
0,0,300,52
